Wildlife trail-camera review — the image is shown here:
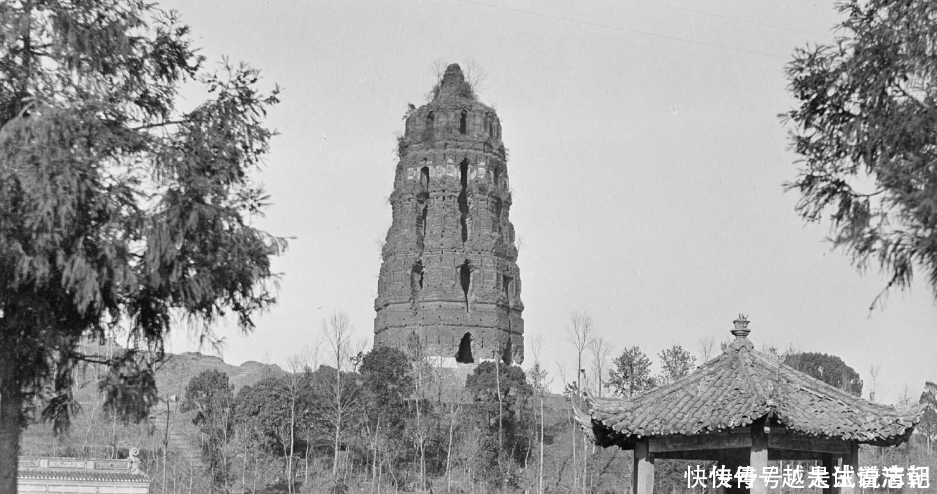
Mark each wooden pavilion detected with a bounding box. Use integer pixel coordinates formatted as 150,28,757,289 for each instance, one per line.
578,317,922,494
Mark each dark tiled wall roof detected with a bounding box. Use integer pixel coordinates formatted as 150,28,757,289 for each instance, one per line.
18,456,149,483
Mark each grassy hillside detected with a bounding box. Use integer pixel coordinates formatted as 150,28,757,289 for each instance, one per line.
20,348,283,461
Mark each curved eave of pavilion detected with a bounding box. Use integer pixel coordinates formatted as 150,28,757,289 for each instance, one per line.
576,330,923,450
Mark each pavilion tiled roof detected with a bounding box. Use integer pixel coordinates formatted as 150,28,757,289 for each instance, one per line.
582,320,923,448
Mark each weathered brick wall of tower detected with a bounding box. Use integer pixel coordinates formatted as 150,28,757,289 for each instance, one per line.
374,64,524,365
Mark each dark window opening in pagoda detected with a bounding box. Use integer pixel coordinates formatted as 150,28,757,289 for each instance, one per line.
502,337,513,365
420,166,429,189
502,275,513,304
459,260,471,311
459,159,469,243
423,112,435,142
460,160,468,189
456,333,474,363
459,110,468,134
410,261,424,301
493,198,503,235
416,194,428,248
420,203,428,239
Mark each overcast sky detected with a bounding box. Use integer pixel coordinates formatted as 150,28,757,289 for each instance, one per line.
159,0,936,404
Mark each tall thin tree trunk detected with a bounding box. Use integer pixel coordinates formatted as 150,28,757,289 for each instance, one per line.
372,417,380,494
539,395,544,494
305,438,311,485
333,417,341,477
446,402,458,493
333,360,342,478
582,434,589,494
83,399,97,454
220,408,229,493
524,406,532,470
252,447,258,494
416,400,425,489
111,408,118,459
496,358,503,454
570,407,577,489
288,392,296,494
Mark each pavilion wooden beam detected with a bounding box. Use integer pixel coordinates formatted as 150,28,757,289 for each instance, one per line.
652,449,743,461
632,439,655,494
767,433,851,455
649,431,751,453
768,449,825,461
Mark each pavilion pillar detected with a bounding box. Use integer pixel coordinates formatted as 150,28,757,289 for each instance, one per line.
632,439,655,494
822,453,841,494
721,451,744,494
839,442,859,494
749,426,769,494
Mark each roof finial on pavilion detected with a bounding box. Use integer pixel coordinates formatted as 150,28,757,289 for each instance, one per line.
731,313,750,339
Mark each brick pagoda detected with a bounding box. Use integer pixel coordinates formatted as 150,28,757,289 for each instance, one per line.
374,63,524,365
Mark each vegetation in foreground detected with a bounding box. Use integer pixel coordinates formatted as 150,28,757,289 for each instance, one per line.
19,313,937,494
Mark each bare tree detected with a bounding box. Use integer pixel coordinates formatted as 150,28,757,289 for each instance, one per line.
431,59,447,83
899,384,914,406
565,311,594,494
529,334,552,494
760,343,781,360
444,386,466,493
427,59,447,101
555,361,569,391
697,335,716,363
463,57,488,97
284,345,322,492
566,311,595,396
296,343,322,486
281,356,305,494
322,311,356,478
869,363,882,402
554,360,578,491
406,331,430,489
588,337,612,398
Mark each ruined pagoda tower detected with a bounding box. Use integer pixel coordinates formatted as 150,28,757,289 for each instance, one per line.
374,63,524,365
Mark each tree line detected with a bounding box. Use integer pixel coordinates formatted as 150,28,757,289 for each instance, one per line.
161,309,937,494
171,312,543,494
